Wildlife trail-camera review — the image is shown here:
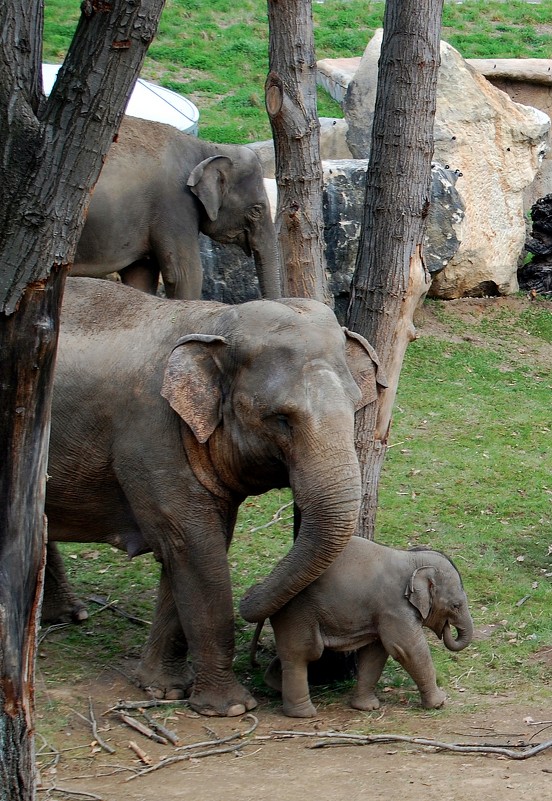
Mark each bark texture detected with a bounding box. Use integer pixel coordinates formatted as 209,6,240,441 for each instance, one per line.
266,0,329,301
346,0,444,538
0,2,165,797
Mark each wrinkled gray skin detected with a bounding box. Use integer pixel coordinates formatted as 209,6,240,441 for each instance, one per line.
257,537,474,717
45,278,386,718
72,117,281,300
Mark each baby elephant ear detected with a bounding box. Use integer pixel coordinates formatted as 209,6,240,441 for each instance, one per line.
405,566,436,620
343,328,388,409
161,334,229,443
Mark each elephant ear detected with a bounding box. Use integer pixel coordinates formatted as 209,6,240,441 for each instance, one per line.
187,155,233,222
161,334,229,443
405,566,436,620
343,328,388,409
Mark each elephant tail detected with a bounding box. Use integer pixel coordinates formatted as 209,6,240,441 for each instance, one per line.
250,620,266,667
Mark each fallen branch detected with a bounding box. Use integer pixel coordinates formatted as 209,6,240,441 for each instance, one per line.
73,698,116,755
37,787,104,800
269,729,552,760
129,740,152,765
140,708,181,746
87,595,151,626
126,713,259,780
248,501,293,533
104,698,189,714
116,712,168,745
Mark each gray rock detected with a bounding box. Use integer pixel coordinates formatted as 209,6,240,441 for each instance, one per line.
199,159,464,322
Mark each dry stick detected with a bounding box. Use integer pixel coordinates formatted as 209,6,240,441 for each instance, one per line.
87,595,151,626
126,713,259,780
116,712,168,744
72,699,116,755
37,787,104,800
140,708,181,746
270,730,552,760
129,740,153,765
126,741,248,780
248,501,293,533
104,698,189,714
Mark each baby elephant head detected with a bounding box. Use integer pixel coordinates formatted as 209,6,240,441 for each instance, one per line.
405,553,474,651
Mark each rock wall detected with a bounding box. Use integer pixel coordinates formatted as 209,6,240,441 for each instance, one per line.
200,159,464,323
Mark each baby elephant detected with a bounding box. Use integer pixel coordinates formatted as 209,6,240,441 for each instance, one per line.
252,537,473,717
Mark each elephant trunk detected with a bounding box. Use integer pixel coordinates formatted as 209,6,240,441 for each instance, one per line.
442,616,474,652
250,215,282,299
239,435,361,623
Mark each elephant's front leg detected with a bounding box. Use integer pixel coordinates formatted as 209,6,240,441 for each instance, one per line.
279,657,318,718
382,627,446,709
165,536,257,717
272,619,322,717
136,568,194,700
351,641,389,711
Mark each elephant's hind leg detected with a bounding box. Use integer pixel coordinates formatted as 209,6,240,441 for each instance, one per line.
136,568,194,700
351,641,388,711
42,543,89,624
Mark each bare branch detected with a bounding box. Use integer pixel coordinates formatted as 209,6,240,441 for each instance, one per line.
269,729,552,760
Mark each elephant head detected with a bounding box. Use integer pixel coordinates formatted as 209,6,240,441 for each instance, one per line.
405,550,474,651
187,150,281,299
161,297,387,624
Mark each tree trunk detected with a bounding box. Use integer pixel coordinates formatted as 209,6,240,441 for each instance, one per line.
347,0,444,538
0,2,165,797
266,0,329,302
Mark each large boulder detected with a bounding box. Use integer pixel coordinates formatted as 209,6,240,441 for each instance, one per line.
199,160,464,322
344,31,550,298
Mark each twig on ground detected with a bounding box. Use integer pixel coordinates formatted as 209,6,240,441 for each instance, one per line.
140,708,181,746
104,698,189,714
116,712,168,744
128,740,153,765
248,501,293,533
269,729,552,760
72,698,116,755
87,595,151,626
126,713,259,780
37,787,104,800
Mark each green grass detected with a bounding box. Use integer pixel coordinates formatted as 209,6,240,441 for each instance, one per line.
43,0,552,143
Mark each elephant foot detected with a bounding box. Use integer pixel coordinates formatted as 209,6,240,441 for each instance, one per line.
135,660,195,701
350,692,380,711
421,688,446,709
41,595,89,625
282,699,317,718
188,683,258,718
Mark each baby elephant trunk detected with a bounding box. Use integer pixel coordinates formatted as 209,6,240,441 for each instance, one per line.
442,617,473,652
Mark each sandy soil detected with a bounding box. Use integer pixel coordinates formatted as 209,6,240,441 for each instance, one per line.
36,670,552,801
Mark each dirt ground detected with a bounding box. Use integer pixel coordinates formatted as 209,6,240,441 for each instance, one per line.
36,670,552,801
35,295,552,801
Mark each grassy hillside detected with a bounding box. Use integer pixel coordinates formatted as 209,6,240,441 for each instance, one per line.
43,0,552,143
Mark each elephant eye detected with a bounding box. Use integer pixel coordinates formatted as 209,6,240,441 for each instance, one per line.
246,203,264,222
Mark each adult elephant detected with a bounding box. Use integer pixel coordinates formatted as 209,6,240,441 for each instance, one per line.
44,278,387,717
71,117,281,299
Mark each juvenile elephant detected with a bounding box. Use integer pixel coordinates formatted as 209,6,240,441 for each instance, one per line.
45,278,387,717
253,537,473,717
71,117,280,299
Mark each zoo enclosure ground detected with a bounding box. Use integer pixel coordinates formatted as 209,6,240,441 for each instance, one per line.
36,671,552,801
36,295,552,801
